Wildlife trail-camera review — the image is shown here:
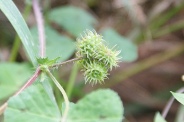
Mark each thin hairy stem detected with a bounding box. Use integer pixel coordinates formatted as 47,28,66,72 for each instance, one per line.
0,102,7,115
162,87,184,118
45,68,69,122
51,57,83,68
15,67,41,96
33,0,45,58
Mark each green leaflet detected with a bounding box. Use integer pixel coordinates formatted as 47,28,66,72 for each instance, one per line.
66,89,124,122
4,84,61,122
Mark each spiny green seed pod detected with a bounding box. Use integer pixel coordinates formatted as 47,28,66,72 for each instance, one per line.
76,30,121,85
94,45,121,70
76,30,103,58
84,62,108,85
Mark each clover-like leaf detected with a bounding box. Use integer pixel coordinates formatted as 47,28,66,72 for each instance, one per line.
4,84,61,122
66,89,124,122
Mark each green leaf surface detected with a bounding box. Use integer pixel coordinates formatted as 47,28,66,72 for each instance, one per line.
0,0,36,65
171,92,184,105
0,63,32,106
31,26,75,62
48,5,97,37
4,84,61,122
102,28,138,62
154,112,167,122
67,89,124,122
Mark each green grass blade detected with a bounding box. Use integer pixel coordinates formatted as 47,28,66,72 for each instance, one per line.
0,0,36,65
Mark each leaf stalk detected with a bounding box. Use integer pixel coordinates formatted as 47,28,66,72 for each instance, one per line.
45,67,69,122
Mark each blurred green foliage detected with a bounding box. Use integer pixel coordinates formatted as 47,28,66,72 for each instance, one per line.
48,5,97,37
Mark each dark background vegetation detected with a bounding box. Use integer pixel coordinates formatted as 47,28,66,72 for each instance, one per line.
1,0,184,122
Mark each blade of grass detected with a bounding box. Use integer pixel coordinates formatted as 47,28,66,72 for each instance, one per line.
0,0,36,65
9,4,32,62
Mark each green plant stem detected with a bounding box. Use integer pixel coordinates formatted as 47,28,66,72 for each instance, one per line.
66,63,78,100
50,57,83,68
9,4,32,62
0,103,7,115
45,67,69,122
33,0,46,57
98,43,184,88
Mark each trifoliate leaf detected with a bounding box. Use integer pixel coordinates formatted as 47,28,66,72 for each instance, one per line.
66,89,124,122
